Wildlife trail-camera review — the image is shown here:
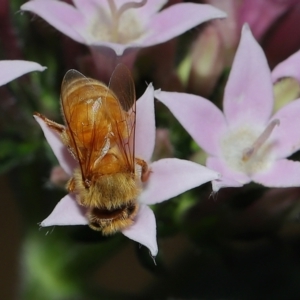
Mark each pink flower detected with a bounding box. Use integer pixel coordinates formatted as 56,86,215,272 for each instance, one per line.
35,83,219,256
21,0,226,56
272,49,300,83
191,0,300,90
182,0,299,97
0,60,46,85
156,24,300,192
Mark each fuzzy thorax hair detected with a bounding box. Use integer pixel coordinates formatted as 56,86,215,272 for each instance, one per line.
72,168,141,210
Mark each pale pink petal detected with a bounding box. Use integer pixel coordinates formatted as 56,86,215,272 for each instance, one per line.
272,49,300,83
155,90,227,156
223,24,273,127
40,194,88,226
252,159,300,187
269,98,300,159
135,84,155,161
145,3,227,47
211,177,244,192
21,0,85,43
0,60,46,86
206,156,251,191
73,0,103,18
139,158,219,205
34,115,77,176
122,204,157,256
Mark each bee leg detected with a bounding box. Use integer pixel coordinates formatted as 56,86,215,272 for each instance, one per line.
135,158,151,182
34,112,65,133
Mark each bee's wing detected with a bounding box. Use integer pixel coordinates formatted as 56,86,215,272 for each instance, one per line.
61,69,110,181
108,64,136,173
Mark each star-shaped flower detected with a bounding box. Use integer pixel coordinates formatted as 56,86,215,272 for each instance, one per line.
35,83,219,256
156,24,300,192
0,60,46,86
21,0,226,56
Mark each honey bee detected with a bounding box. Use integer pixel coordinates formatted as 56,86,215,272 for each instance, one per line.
36,64,150,235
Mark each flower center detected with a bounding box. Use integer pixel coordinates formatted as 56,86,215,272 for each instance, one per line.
88,0,147,44
220,119,280,175
242,119,280,162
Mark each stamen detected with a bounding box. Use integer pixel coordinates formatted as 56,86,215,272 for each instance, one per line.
107,0,147,42
117,0,147,19
107,0,118,18
242,119,280,161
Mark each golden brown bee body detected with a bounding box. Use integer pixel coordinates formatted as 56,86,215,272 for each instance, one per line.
37,65,149,234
